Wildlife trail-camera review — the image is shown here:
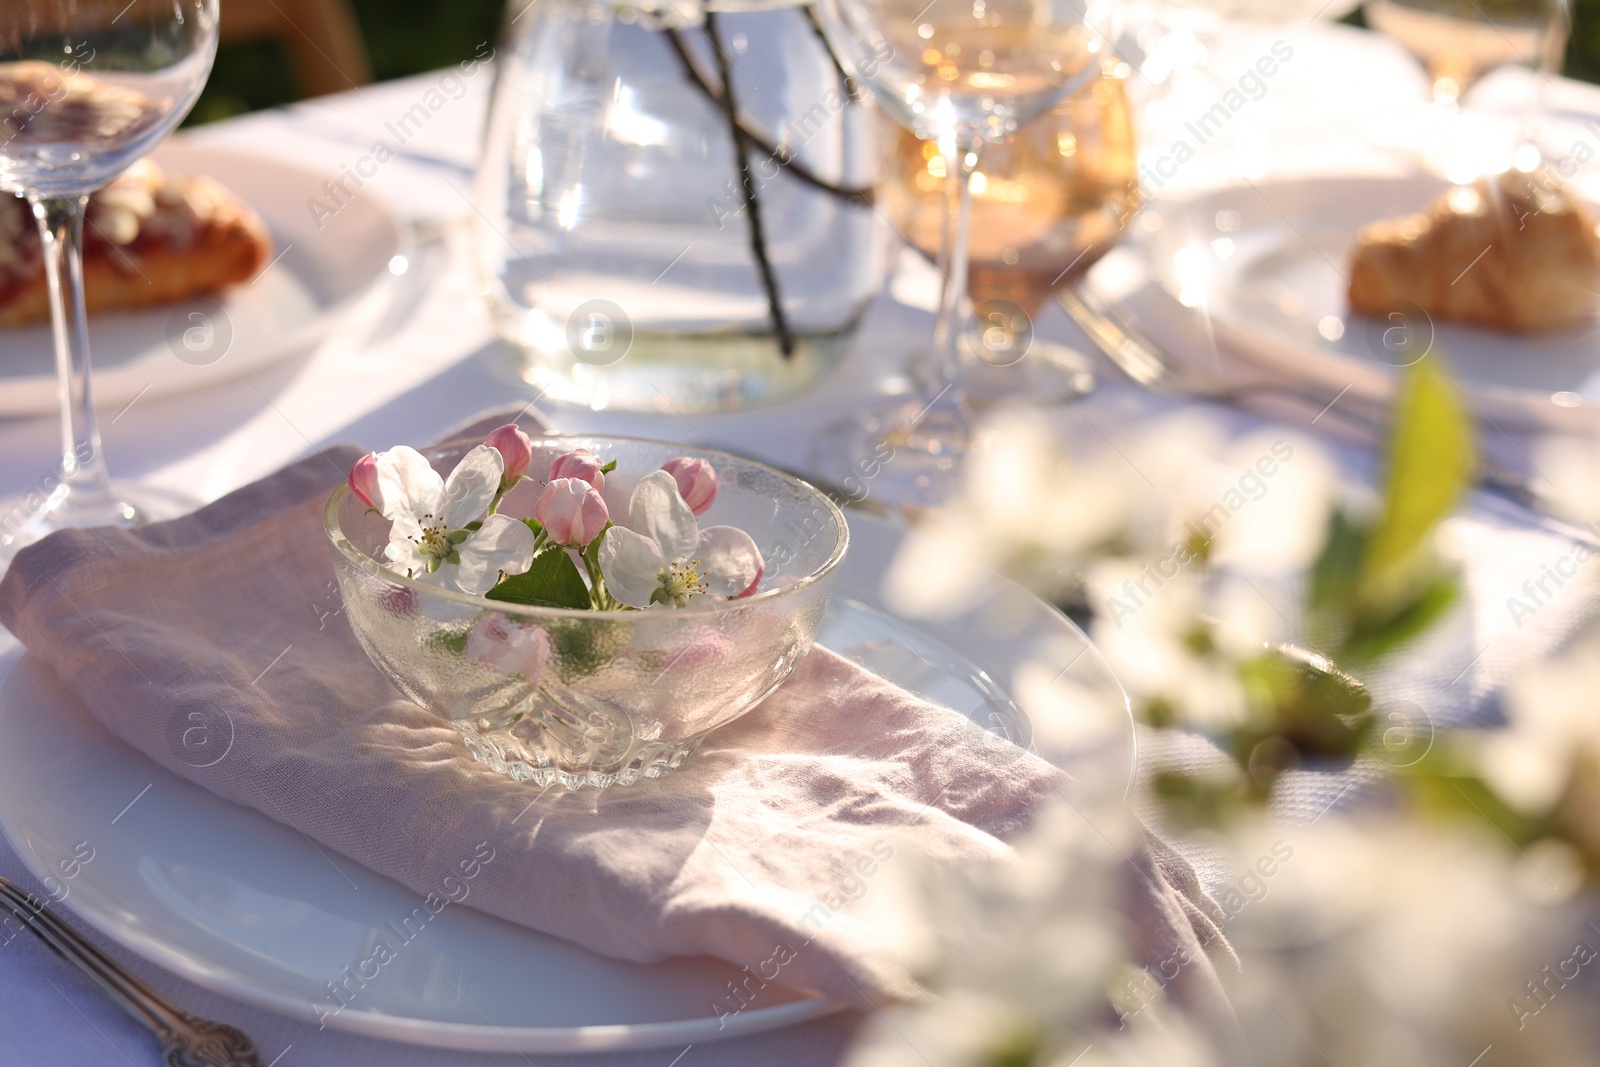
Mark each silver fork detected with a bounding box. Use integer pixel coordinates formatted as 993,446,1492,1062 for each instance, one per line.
1059,285,1600,544
0,875,263,1067
1060,284,1416,445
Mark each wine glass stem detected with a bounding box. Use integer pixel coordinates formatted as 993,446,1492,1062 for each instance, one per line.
920,136,981,421
31,195,117,525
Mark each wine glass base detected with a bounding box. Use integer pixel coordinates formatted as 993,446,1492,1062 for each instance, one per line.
964,339,1097,403
811,399,973,513
0,483,199,570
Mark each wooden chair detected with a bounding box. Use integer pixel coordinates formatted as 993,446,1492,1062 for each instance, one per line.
220,0,374,99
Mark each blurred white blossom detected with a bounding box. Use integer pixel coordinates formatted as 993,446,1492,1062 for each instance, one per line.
1088,563,1251,734
1224,819,1593,1067
1533,432,1600,529
886,412,1335,624
1481,627,1600,815
868,402,1600,1067
844,800,1219,1067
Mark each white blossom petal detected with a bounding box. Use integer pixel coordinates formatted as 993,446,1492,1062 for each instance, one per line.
440,445,504,529
628,470,699,562
598,526,666,608
384,534,427,576
454,514,537,596
408,562,453,588
696,525,762,596
386,511,425,546
885,517,990,620
374,445,442,521
1477,732,1569,816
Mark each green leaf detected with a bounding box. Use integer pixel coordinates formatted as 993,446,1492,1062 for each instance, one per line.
1397,747,1553,851
1309,508,1366,616
1231,647,1374,766
547,617,625,681
1359,357,1474,611
1151,769,1251,829
582,522,613,567
425,627,469,657
1343,572,1459,665
1306,508,1366,652
485,546,591,609
580,523,615,602
599,459,617,474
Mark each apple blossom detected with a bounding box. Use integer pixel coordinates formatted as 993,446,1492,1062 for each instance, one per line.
376,582,416,618
549,447,607,491
466,615,552,682
349,453,382,510
374,444,537,595
736,561,764,598
535,477,609,547
485,423,533,491
598,470,762,608
656,624,737,679
661,456,716,516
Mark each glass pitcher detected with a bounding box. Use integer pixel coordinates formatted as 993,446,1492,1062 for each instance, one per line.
476,1,885,413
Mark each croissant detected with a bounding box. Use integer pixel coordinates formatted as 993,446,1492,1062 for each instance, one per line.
1348,168,1600,334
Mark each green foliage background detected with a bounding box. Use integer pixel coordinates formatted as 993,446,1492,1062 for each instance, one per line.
1564,0,1600,83
189,0,1600,125
1343,1,1600,82
189,0,506,125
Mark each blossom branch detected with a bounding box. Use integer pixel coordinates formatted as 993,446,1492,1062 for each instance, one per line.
703,13,795,358
662,27,873,206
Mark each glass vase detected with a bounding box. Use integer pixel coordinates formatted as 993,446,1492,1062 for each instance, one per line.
476,1,885,413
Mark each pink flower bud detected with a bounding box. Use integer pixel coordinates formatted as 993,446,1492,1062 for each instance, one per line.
485,424,533,489
535,477,609,547
378,582,416,618
736,561,764,599
548,448,606,491
349,453,381,510
661,457,716,516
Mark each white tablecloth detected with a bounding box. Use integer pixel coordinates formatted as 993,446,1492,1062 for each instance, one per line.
3,22,1599,1066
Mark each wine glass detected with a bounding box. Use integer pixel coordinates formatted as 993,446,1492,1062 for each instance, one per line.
1364,0,1569,180
880,67,1139,383
812,0,1113,508
0,0,219,562
1122,1,1361,190
1133,0,1363,70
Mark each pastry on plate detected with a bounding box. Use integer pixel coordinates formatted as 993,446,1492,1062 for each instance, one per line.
0,158,273,326
1348,168,1600,334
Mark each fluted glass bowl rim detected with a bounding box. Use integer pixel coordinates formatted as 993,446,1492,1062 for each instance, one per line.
323,432,850,621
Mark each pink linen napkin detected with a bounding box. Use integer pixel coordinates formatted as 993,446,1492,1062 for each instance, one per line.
0,424,1231,1019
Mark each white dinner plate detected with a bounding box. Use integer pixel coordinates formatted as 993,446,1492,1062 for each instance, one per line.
0,512,1130,1054
0,140,404,418
1094,174,1600,430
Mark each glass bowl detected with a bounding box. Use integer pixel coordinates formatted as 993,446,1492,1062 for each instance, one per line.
324,434,848,790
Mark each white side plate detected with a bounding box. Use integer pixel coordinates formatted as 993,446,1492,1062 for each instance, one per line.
1097,174,1600,430
0,140,404,417
0,512,1129,1054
